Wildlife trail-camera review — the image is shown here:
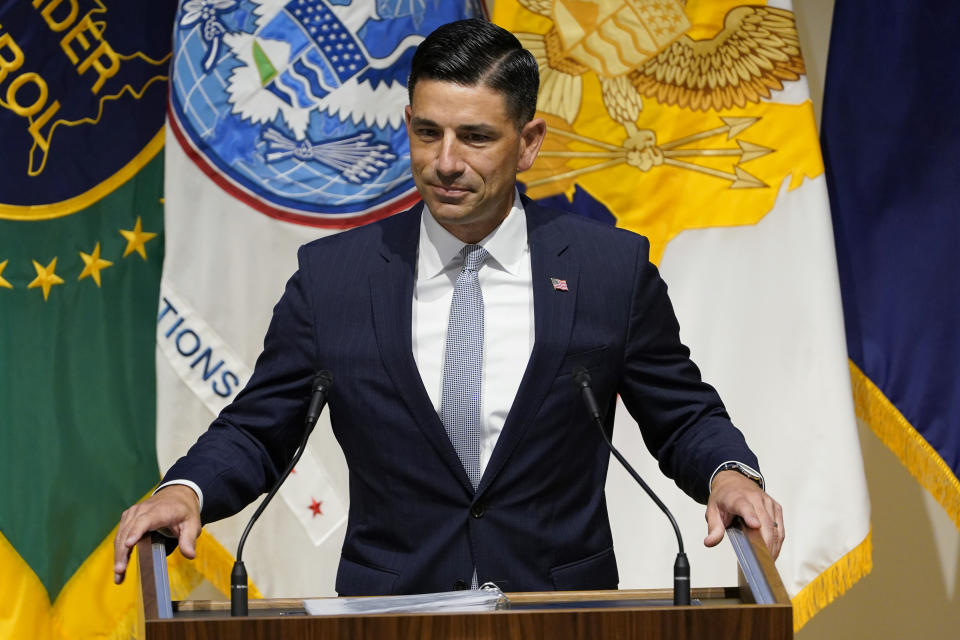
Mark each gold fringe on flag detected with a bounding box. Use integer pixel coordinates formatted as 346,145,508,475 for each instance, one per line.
790,529,872,631
850,360,960,532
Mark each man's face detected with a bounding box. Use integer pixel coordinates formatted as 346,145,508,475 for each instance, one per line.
404,79,545,243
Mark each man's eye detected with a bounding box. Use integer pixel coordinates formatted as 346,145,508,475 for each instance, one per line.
465,133,489,143
416,128,439,139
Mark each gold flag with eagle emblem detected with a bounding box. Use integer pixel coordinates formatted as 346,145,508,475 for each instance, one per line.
493,0,871,630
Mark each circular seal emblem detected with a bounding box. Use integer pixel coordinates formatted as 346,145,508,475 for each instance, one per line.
170,0,482,228
0,1,175,220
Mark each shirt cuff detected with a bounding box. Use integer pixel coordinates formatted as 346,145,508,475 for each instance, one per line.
155,479,204,512
708,460,765,494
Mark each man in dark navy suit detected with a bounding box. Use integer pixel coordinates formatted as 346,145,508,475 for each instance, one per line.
114,19,783,594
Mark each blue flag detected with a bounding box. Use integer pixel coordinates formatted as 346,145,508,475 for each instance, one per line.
822,0,960,530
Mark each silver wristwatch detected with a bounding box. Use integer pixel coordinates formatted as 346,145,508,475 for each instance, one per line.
714,461,764,490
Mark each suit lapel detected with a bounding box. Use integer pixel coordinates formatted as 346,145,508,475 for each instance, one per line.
368,205,475,494
478,201,579,495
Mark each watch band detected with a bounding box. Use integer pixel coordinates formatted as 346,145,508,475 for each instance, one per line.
713,461,764,490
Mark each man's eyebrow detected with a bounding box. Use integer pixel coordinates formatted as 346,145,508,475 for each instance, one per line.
410,116,439,128
409,117,498,136
456,124,498,136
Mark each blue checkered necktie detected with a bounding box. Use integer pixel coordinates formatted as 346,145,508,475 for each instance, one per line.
441,244,489,490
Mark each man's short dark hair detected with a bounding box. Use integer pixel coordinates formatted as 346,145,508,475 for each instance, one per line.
408,18,539,126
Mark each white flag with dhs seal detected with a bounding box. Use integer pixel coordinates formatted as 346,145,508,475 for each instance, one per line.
158,0,485,597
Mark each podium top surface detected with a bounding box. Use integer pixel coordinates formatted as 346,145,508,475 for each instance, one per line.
137,524,792,640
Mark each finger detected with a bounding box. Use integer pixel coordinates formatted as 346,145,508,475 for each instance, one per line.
772,501,785,559
703,503,726,547
113,548,129,584
113,509,137,583
115,503,165,582
754,500,780,557
736,503,762,529
125,512,151,547
113,512,129,576
758,496,784,559
178,519,202,559
760,520,776,556
113,508,143,584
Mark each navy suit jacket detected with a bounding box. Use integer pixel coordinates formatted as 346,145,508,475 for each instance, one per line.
164,197,759,595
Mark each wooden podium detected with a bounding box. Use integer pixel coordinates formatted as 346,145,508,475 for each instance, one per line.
138,524,791,640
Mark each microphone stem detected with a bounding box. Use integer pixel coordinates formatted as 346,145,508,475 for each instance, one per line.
583,391,685,554
231,372,331,616
235,439,310,562
231,435,311,617
575,375,690,606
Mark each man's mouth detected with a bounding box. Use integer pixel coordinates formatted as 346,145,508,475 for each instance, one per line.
431,184,470,199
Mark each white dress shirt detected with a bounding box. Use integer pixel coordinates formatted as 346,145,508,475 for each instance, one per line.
413,190,534,476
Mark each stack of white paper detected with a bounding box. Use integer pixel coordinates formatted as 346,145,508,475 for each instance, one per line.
303,585,508,616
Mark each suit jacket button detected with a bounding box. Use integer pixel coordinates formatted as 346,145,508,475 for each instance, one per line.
453,580,467,590
470,503,485,518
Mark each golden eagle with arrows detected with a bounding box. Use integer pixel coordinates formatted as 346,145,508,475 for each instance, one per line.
512,1,805,190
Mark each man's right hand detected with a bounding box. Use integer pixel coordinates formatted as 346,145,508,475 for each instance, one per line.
113,484,202,584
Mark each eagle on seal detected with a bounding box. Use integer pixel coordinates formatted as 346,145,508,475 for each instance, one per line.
514,1,805,127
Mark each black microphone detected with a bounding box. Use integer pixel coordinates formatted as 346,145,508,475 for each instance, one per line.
572,366,690,606
231,370,333,617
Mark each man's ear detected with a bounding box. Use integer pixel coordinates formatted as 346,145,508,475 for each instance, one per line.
404,104,413,128
517,118,547,172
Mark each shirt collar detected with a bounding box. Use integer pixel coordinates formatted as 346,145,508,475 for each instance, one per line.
418,189,528,279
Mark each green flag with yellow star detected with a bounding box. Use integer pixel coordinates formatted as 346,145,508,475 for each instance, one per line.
0,2,179,637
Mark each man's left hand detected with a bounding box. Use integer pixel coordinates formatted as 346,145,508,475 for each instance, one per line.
704,470,784,559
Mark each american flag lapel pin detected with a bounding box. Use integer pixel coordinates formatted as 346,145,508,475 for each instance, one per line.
550,277,569,292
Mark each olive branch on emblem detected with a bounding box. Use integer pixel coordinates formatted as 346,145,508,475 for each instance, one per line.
262,127,397,184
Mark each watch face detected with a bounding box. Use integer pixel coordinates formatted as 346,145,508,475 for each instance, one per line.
723,463,762,487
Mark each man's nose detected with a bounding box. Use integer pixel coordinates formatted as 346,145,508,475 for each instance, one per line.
435,135,464,178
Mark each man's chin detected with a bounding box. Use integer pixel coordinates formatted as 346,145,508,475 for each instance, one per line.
424,200,471,222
